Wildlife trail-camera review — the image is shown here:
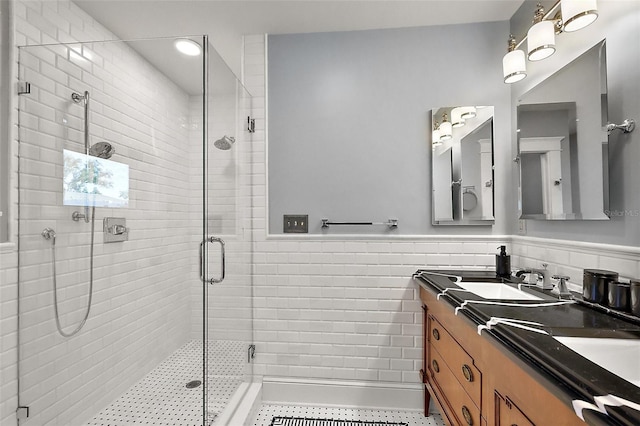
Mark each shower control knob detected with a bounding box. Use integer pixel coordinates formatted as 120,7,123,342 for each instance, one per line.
110,225,127,235
41,228,56,240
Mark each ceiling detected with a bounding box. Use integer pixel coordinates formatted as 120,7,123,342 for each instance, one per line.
74,0,525,82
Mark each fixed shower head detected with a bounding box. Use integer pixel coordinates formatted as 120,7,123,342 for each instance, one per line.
214,136,235,151
89,141,115,159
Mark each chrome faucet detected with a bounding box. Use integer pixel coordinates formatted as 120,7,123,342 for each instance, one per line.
552,275,572,299
515,264,552,290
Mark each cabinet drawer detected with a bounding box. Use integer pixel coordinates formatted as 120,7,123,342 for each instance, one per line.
429,346,481,426
429,314,482,406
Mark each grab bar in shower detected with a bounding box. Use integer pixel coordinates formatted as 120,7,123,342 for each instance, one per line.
321,218,398,229
199,236,226,284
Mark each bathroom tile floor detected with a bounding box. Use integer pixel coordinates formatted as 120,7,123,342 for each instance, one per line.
85,339,246,426
252,404,445,426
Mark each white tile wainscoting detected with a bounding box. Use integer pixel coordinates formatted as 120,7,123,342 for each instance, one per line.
512,236,640,293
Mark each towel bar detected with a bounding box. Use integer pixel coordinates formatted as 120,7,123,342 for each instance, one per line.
321,218,398,228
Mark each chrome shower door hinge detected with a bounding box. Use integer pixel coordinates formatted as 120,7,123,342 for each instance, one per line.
16,406,29,420
247,116,255,133
17,81,31,95
248,344,256,363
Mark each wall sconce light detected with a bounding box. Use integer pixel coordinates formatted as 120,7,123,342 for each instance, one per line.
439,113,453,141
528,3,556,61
460,106,477,119
503,0,599,84
451,108,465,128
432,121,442,145
562,0,599,32
503,34,527,83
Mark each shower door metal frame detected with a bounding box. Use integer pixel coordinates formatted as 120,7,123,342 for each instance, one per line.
201,34,210,425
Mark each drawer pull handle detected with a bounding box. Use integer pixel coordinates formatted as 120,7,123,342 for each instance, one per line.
462,364,474,382
432,359,440,373
461,405,473,425
432,328,440,340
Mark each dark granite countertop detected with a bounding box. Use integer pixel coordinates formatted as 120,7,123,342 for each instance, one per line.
413,269,640,426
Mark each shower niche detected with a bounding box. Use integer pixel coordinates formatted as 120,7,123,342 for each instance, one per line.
431,106,495,225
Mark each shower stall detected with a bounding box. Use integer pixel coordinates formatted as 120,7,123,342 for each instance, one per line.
16,36,254,425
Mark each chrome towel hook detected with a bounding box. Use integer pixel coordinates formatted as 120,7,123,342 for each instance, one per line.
606,119,635,135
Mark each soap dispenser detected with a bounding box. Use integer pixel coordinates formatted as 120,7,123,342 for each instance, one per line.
496,245,511,278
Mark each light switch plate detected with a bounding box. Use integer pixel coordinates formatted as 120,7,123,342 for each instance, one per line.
283,215,308,233
518,219,527,234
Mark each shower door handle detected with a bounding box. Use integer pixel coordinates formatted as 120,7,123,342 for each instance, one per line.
199,236,226,284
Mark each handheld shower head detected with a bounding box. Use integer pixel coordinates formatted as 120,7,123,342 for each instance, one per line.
89,141,115,159
214,136,235,151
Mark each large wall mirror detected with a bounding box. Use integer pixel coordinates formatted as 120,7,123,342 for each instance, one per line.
517,40,609,220
432,106,495,225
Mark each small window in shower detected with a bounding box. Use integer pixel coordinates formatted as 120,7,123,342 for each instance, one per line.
63,149,129,208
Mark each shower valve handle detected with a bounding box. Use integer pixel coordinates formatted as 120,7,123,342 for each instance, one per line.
109,224,127,235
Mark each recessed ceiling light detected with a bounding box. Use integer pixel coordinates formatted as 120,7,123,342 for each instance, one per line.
174,38,202,56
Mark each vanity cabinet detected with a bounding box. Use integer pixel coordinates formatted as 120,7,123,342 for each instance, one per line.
494,392,534,426
419,286,583,426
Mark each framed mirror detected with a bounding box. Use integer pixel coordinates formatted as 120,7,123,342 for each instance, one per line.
517,40,609,220
431,106,495,225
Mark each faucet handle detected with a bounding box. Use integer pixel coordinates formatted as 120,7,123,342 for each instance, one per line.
552,275,572,298
541,263,549,270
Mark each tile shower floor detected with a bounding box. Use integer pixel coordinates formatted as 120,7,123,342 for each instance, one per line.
85,339,245,426
252,404,445,426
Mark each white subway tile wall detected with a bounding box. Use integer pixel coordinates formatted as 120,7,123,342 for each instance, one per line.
511,236,640,293
3,1,208,425
17,41,195,426
244,34,498,384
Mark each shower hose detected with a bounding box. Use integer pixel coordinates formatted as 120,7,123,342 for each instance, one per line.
42,207,96,337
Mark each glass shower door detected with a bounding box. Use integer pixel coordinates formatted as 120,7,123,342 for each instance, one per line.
16,36,251,426
202,42,255,424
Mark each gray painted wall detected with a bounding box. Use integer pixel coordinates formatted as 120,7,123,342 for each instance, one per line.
511,2,640,247
268,21,511,235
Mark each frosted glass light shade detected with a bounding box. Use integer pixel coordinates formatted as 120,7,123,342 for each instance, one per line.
460,106,477,119
503,49,527,83
528,20,556,61
562,0,598,32
439,121,452,141
432,128,442,145
451,108,465,128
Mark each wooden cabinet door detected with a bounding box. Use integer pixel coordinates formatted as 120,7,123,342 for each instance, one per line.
495,391,535,426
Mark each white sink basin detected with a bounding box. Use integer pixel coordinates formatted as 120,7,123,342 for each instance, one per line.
455,282,542,300
553,336,640,388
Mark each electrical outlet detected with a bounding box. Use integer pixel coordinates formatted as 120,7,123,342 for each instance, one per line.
518,219,527,234
283,215,308,233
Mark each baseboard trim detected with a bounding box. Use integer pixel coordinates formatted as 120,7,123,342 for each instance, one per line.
262,377,423,411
